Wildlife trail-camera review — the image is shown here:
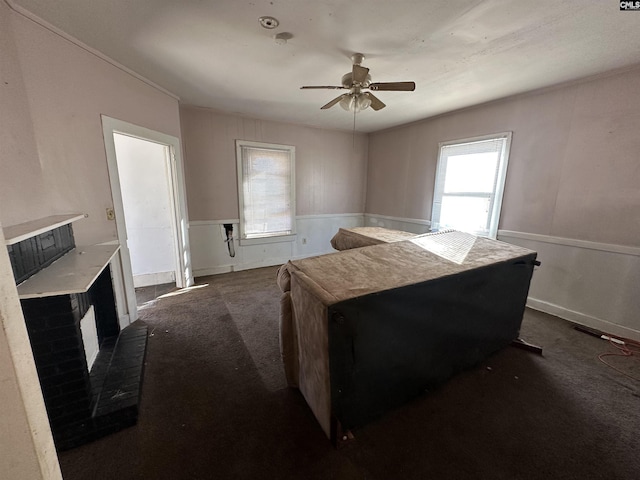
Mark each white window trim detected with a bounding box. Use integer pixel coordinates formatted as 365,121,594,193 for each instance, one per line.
432,132,512,239
236,140,296,245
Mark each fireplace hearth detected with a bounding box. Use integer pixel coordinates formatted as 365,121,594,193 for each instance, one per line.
4,214,148,450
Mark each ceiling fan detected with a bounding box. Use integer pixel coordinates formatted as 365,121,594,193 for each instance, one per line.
300,53,416,112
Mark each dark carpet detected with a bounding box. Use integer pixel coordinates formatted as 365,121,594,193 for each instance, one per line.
59,267,640,480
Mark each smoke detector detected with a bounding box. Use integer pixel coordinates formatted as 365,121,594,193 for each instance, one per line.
258,16,279,29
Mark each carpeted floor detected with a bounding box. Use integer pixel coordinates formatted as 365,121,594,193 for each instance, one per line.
59,266,640,479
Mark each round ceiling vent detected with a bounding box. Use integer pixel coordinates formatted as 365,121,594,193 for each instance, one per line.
258,16,279,29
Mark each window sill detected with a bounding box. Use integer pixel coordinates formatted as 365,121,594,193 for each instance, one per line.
239,234,297,246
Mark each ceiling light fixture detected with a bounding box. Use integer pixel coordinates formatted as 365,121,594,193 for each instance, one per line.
340,92,372,112
258,16,279,29
301,53,416,113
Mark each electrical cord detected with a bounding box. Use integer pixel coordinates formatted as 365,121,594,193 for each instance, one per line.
597,335,640,382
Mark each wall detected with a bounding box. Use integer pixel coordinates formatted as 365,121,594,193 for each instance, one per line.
114,134,176,287
0,3,44,227
0,3,62,478
0,3,187,475
2,9,182,246
366,66,640,340
180,106,368,275
497,231,640,341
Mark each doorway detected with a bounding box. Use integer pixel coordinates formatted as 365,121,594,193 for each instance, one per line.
113,134,177,288
102,116,193,325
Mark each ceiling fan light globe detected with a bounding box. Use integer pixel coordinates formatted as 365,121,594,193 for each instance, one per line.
340,95,355,111
357,94,372,111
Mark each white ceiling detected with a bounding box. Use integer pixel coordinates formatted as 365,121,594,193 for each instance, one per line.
11,0,640,132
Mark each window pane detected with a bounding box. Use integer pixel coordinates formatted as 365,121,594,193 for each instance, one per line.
431,133,511,239
440,196,491,234
444,152,499,193
238,142,294,240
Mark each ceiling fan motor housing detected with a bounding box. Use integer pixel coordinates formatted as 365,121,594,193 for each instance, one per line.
341,72,371,88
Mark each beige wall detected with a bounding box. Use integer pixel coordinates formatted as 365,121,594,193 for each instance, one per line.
180,106,368,221
0,2,45,228
367,66,640,247
2,9,182,246
0,4,184,477
0,3,62,478
366,66,640,338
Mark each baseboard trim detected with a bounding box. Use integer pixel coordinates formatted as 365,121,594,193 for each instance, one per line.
194,259,287,277
192,252,329,278
133,271,175,288
526,297,640,342
194,265,234,278
232,258,290,272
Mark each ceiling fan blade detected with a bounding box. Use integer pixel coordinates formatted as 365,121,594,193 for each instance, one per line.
321,94,348,110
369,81,416,91
352,64,369,85
365,92,386,111
301,85,346,90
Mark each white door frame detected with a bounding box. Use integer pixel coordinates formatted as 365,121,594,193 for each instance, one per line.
101,116,194,324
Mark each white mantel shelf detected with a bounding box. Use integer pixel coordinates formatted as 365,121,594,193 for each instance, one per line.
17,245,120,299
3,213,86,245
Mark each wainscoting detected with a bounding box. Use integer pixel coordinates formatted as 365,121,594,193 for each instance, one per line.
191,212,639,342
364,213,431,234
497,230,640,342
363,214,639,341
189,213,364,277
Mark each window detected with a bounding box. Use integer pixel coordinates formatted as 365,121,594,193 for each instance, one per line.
431,132,511,238
236,140,295,244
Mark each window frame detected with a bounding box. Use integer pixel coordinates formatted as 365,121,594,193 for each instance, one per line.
235,139,296,245
431,132,512,239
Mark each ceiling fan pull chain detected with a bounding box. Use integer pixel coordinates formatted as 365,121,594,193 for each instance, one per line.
353,108,357,147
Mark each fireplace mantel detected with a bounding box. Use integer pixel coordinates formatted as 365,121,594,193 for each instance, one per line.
17,244,119,299
3,213,85,245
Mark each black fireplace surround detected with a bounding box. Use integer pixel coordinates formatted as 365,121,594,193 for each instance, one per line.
7,218,148,450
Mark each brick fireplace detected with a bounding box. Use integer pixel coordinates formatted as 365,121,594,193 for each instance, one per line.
4,214,148,450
